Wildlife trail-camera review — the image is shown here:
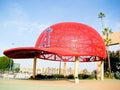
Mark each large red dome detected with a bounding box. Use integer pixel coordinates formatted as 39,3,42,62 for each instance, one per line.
35,22,106,62
4,22,106,62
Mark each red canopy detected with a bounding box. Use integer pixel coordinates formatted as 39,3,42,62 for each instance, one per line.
3,22,106,62
3,47,52,59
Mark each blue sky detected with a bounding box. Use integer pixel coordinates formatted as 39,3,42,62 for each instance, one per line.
0,0,120,71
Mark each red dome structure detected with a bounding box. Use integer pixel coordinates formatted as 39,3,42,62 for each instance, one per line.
3,22,106,82
35,22,106,62
4,22,106,62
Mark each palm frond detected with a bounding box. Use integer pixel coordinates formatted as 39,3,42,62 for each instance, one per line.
98,12,105,18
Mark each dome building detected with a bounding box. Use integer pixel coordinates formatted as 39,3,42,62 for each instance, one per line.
4,22,106,83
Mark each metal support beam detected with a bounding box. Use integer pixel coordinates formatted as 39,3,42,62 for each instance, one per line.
33,57,37,78
74,56,79,83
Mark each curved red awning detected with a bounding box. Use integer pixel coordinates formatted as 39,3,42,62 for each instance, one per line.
3,47,52,59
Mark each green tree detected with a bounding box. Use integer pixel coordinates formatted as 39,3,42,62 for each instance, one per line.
110,50,120,79
14,68,20,73
0,56,13,72
103,27,113,78
103,27,112,45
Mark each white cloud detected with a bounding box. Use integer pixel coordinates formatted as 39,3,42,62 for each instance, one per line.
1,20,48,35
0,2,50,37
0,2,49,54
0,20,49,56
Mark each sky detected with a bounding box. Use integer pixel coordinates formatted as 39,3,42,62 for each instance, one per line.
0,0,120,71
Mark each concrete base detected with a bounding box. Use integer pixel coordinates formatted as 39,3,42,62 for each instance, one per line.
75,78,79,84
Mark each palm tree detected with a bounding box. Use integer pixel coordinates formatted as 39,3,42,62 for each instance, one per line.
103,27,113,78
98,12,105,80
98,12,105,29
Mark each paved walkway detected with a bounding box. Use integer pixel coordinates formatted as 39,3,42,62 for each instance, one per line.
0,79,120,90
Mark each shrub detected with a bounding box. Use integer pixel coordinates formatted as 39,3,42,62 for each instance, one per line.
78,74,95,79
114,71,120,79
66,74,74,79
30,73,96,80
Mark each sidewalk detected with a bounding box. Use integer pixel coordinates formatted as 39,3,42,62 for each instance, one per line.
0,79,120,90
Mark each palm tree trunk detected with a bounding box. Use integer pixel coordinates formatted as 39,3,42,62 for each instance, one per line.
101,18,104,30
106,46,112,78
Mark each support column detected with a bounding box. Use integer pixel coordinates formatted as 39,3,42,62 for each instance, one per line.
97,60,104,80
97,61,101,80
33,56,37,78
59,60,61,75
63,62,67,77
74,56,79,83
101,60,104,80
